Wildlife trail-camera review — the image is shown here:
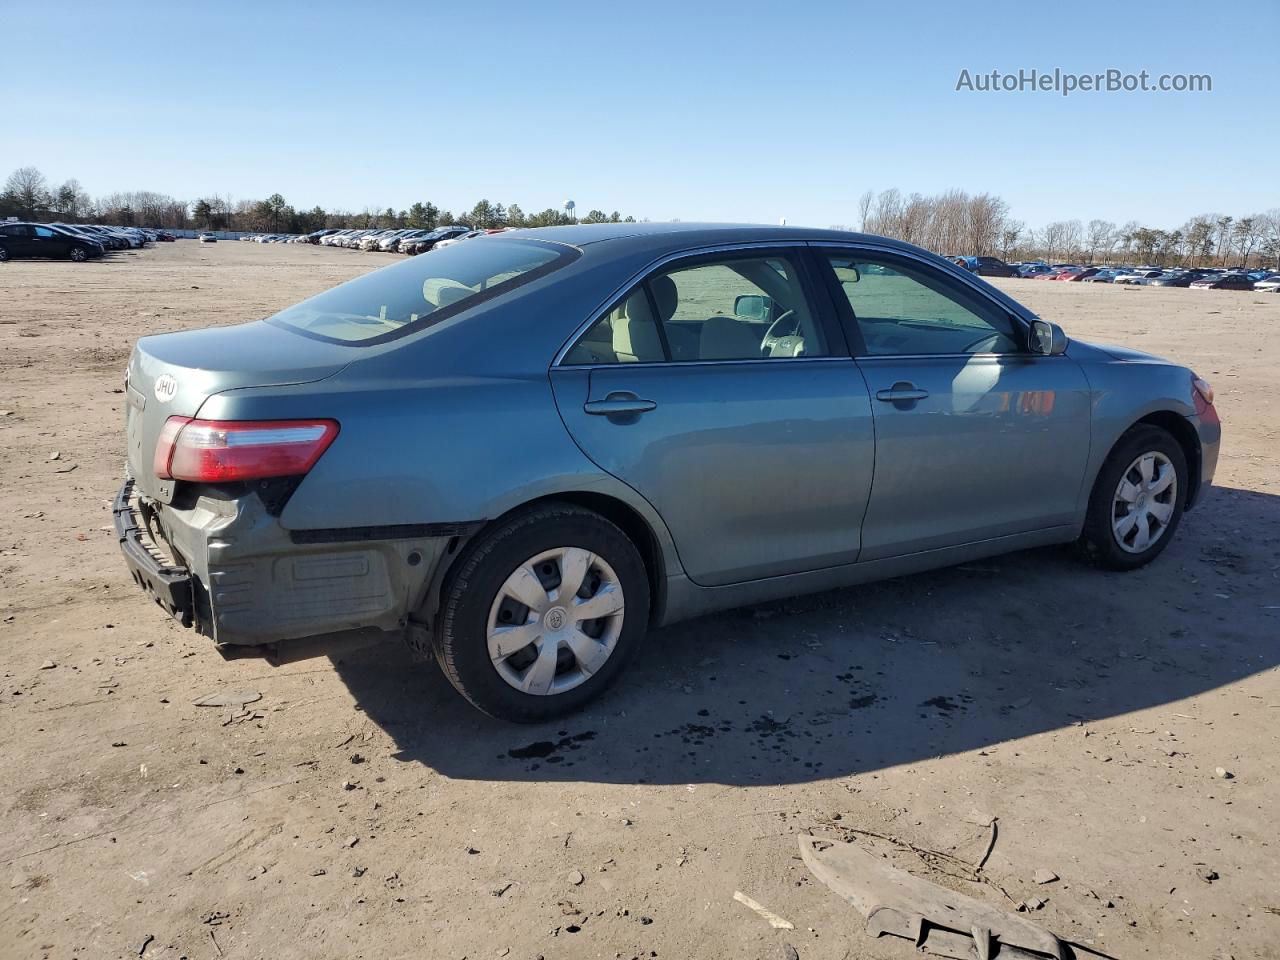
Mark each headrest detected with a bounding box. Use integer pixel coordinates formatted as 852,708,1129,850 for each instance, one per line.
614,293,662,361
437,285,474,308
649,274,678,322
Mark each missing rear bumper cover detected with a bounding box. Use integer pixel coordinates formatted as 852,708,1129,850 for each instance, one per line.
113,478,195,627
217,627,395,665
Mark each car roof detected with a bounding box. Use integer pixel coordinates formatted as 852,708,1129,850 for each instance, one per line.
515,222,941,264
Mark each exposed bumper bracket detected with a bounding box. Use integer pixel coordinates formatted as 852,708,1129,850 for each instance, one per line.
114,479,195,627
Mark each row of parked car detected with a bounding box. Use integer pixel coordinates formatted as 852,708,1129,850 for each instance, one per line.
231,225,514,255
0,221,176,262
1015,262,1278,290
947,254,1278,291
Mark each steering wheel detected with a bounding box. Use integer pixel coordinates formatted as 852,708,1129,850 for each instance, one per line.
760,309,798,356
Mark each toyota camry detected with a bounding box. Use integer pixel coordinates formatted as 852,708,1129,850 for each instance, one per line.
116,224,1221,720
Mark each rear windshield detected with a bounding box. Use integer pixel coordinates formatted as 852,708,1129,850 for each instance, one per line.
267,237,578,345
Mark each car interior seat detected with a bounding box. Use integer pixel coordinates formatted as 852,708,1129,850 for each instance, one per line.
613,291,663,362
699,315,763,360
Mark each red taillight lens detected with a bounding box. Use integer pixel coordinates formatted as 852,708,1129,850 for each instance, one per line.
154,418,339,482
152,415,192,479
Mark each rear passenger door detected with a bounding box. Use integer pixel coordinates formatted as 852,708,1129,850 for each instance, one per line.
552,248,875,587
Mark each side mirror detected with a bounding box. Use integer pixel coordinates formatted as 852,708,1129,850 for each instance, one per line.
1029,319,1068,356
734,294,773,321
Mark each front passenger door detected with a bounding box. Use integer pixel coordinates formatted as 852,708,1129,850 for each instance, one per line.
31,226,65,259
819,251,1092,561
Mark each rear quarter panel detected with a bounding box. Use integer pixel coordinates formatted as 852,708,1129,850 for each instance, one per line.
194,365,684,578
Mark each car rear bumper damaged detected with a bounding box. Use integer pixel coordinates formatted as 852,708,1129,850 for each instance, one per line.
113,477,460,648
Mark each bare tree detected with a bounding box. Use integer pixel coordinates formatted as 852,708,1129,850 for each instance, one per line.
1232,217,1263,268
1085,220,1115,264
856,190,874,231
870,188,903,238
1258,209,1280,271
1041,222,1070,262
899,193,931,246
999,220,1024,260
1214,216,1234,266
1184,216,1216,265
4,166,50,218
965,193,1007,257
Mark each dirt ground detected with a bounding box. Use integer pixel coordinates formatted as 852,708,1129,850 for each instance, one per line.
1,240,1277,960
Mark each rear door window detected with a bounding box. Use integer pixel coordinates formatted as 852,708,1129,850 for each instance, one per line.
562,252,830,364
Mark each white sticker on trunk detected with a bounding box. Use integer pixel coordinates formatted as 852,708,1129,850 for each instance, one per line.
154,374,179,403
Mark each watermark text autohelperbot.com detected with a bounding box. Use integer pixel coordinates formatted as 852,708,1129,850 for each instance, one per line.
956,68,1211,96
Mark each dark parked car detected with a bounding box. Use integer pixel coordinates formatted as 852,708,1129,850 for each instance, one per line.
973,256,1017,278
115,223,1221,721
1149,270,1211,288
0,222,104,262
76,225,128,250
1190,274,1254,290
402,225,472,255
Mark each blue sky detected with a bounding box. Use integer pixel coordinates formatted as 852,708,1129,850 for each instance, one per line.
4,0,1275,229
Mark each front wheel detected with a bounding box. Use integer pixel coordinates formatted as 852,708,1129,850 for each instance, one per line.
69,246,88,262
433,503,650,721
0,246,9,262
1079,424,1187,570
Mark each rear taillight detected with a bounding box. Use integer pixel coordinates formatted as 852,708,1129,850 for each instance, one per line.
154,418,339,483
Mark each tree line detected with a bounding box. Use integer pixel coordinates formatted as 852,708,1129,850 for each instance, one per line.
1,166,635,235
847,188,1280,270
4,165,1276,269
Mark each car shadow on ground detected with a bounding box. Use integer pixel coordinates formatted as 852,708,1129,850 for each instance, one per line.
330,485,1279,786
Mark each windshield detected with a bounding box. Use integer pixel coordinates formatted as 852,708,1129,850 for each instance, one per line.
267,237,577,345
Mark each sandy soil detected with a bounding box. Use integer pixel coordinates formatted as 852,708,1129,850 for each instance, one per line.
1,241,1277,960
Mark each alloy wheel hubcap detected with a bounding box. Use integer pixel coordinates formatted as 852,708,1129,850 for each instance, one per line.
1112,451,1177,554
487,547,625,696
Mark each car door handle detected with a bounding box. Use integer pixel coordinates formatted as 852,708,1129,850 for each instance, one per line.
875,383,930,402
583,392,657,416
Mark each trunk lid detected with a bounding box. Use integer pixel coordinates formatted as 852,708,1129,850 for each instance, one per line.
125,320,352,502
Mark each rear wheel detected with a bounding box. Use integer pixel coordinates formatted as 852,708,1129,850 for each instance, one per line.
433,503,650,721
1079,424,1187,570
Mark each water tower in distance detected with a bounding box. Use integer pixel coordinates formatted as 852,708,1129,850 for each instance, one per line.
564,199,576,222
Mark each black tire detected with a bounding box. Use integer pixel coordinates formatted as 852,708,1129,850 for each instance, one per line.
1078,424,1188,570
69,246,88,262
0,246,9,262
433,502,650,722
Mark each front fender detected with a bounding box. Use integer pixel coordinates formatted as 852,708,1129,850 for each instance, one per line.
1072,345,1204,518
